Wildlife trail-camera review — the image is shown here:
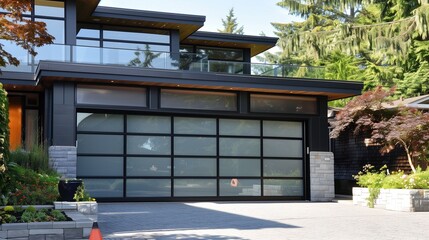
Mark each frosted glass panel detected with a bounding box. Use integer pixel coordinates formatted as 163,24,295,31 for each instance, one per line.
220,179,261,196
174,158,216,176
77,134,123,154
174,179,216,197
264,179,303,196
174,117,216,135
83,179,123,198
219,159,260,177
77,157,123,177
263,139,302,158
219,138,260,157
127,136,171,155
174,137,216,156
263,160,303,177
251,94,317,114
263,121,302,138
127,157,171,176
77,113,123,132
77,85,146,107
127,115,170,134
219,119,260,136
127,179,171,197
161,89,237,111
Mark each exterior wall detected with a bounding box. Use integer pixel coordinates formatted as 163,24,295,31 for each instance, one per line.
49,146,77,178
333,130,409,195
353,187,429,212
310,151,334,201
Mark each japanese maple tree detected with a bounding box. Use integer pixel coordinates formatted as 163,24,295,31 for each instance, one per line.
330,87,429,173
0,0,53,68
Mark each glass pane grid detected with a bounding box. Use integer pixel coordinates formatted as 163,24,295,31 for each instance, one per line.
77,113,305,199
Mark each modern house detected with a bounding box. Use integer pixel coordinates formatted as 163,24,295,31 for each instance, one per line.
0,0,363,201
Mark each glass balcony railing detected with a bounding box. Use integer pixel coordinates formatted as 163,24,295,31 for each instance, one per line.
0,44,326,79
0,44,209,73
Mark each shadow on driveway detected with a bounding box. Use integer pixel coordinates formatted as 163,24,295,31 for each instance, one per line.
98,202,298,239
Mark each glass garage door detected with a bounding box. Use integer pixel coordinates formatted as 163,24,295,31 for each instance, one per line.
76,113,305,199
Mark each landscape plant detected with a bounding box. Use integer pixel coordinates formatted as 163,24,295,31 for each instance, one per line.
330,87,429,173
0,205,67,224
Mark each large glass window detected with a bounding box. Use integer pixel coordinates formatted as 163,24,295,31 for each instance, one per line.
35,18,64,44
103,29,170,44
161,89,237,111
196,47,243,61
35,0,64,17
76,85,147,107
77,113,123,132
127,157,171,176
251,94,318,114
127,136,171,155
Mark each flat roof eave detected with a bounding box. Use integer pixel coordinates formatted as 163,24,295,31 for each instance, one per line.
36,61,362,100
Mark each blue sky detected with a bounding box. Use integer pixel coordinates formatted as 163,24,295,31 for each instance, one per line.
99,0,303,37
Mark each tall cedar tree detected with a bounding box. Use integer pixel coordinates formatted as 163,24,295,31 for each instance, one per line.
218,8,244,34
0,0,54,68
267,0,429,100
330,87,429,173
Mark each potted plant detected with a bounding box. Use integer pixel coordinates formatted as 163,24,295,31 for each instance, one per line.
58,179,83,202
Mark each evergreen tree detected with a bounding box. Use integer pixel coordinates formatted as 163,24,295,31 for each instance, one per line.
218,8,244,34
268,0,429,100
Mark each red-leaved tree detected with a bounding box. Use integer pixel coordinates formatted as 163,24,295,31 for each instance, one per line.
330,87,429,173
0,0,54,68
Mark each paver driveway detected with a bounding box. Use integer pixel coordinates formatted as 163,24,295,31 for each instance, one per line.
98,201,429,240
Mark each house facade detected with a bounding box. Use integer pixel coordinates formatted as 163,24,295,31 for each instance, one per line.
0,0,363,201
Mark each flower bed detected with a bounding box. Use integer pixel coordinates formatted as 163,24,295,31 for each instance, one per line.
0,206,69,224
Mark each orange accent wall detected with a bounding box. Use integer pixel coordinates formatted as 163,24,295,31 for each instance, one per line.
9,97,22,150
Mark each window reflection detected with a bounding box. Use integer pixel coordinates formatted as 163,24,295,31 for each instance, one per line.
35,18,64,43
35,0,64,17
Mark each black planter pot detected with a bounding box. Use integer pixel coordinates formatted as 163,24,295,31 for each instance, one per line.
58,179,83,202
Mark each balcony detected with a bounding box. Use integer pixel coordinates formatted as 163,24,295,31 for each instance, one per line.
0,44,325,79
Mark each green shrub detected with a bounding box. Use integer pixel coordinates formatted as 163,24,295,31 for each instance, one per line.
51,209,66,221
6,164,59,205
9,143,52,174
73,183,95,202
4,206,14,212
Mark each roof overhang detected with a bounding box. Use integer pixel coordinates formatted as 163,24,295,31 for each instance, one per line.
35,61,362,101
77,1,206,40
182,31,278,57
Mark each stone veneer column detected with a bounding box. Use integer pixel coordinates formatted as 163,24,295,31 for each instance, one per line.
310,151,335,201
49,146,77,178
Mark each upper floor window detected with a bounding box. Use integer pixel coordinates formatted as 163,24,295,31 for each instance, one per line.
103,29,170,44
196,47,243,61
35,0,64,18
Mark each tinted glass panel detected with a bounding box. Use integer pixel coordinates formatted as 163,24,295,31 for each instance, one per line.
263,139,302,158
219,138,260,157
219,158,260,177
76,85,146,107
127,157,171,176
35,0,64,17
174,158,216,176
219,119,260,136
174,137,216,156
76,39,100,47
127,136,171,155
251,94,317,114
174,179,216,197
220,179,261,196
35,18,64,44
83,179,123,198
77,134,123,154
263,179,303,196
103,30,170,43
127,115,170,134
197,47,243,61
103,41,169,52
263,121,302,138
77,113,123,132
174,117,216,135
263,159,303,177
127,179,171,197
77,157,123,177
161,89,237,111
77,29,100,38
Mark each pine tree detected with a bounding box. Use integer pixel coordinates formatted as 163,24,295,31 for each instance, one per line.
218,8,244,34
